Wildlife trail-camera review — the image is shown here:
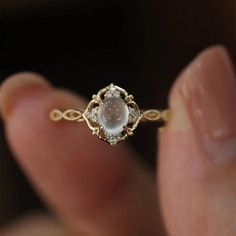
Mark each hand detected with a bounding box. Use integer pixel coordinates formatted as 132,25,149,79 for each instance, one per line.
0,46,235,236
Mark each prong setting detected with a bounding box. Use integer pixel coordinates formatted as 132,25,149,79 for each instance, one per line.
83,84,141,145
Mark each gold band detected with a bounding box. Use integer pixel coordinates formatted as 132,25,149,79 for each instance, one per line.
50,108,171,123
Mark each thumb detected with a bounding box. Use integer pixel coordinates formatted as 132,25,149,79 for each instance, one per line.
158,46,236,236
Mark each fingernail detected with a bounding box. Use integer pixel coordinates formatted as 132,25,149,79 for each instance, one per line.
181,46,236,163
0,72,51,121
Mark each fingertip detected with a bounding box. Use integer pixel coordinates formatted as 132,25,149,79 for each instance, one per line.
3,78,160,235
0,72,52,121
164,45,234,133
158,45,236,236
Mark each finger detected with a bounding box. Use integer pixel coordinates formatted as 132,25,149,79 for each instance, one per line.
0,73,162,236
158,46,236,236
0,213,66,236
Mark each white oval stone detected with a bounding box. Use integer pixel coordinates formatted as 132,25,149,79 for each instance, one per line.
98,97,129,135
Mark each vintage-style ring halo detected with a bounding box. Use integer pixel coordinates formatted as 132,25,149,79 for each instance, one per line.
50,84,170,145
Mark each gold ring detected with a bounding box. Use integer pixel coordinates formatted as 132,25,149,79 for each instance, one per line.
50,84,170,145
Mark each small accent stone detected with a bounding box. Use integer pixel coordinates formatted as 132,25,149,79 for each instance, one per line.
128,107,139,123
104,89,120,98
104,133,122,145
86,107,99,122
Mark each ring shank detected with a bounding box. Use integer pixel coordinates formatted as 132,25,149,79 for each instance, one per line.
49,109,84,122
141,109,170,122
50,108,170,123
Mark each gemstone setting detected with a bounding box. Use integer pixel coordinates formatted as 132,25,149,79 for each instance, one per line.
84,84,140,145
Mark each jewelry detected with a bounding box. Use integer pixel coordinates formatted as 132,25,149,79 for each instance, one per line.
50,84,170,145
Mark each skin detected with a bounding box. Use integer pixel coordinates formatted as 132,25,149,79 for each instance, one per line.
0,45,236,235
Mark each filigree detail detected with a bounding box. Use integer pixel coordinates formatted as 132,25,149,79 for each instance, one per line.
50,109,84,122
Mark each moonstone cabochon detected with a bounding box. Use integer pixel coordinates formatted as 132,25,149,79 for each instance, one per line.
98,97,129,135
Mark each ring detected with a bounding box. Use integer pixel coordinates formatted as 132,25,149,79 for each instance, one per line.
50,84,170,145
